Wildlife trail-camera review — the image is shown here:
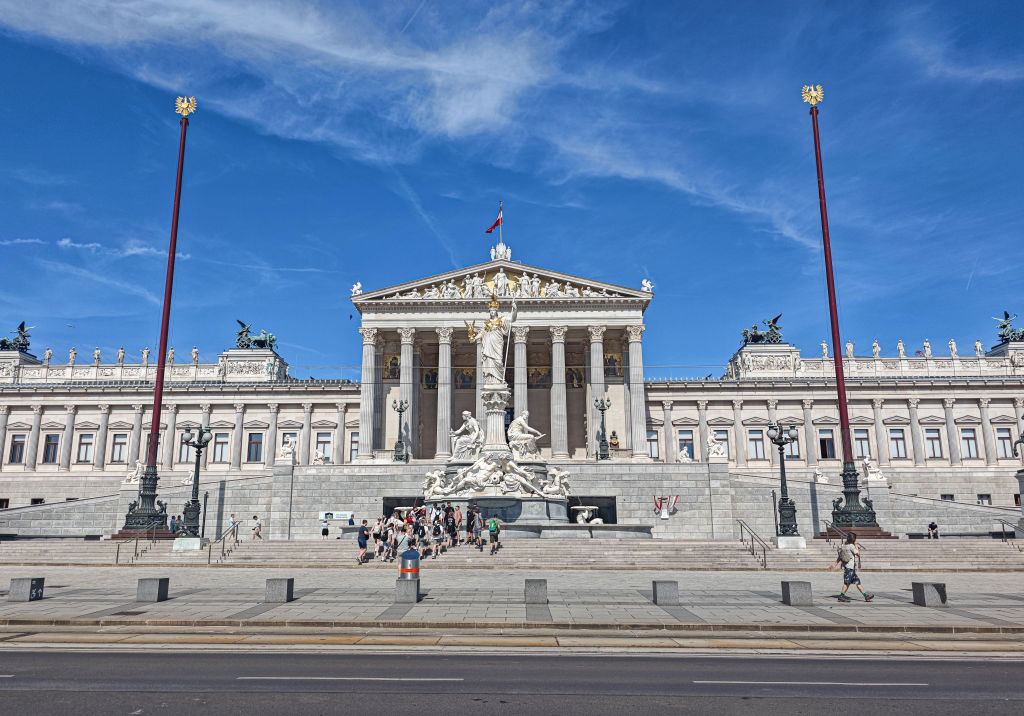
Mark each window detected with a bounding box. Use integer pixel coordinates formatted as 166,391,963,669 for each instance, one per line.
110,433,127,463
8,434,25,464
1014,494,1021,507
940,494,954,501
976,494,992,506
818,429,836,459
960,428,979,459
178,435,195,464
42,434,60,464
925,428,943,458
315,432,332,462
76,434,94,463
996,428,1014,458
747,430,765,460
211,433,230,462
349,432,359,462
646,430,659,460
713,429,730,458
246,433,263,463
854,429,870,459
889,429,907,459
785,436,800,459
30,498,44,505
677,430,694,460
0,498,8,509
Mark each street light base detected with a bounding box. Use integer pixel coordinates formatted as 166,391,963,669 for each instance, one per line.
774,535,807,550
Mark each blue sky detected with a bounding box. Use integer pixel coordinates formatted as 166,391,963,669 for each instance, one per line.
1,1,1022,379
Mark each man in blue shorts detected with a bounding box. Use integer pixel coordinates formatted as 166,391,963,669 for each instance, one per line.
356,519,370,565
829,532,874,602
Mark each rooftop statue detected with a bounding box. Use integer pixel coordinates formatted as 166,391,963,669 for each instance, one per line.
235,319,277,349
741,314,783,345
994,311,1024,343
0,321,33,353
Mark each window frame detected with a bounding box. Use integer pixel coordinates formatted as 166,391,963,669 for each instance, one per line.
996,428,1013,459
853,428,871,459
676,429,694,460
960,428,979,459
41,434,60,464
818,429,836,460
75,433,94,463
8,434,26,464
976,493,992,506
889,428,907,459
747,429,766,460
940,494,954,501
349,431,359,462
785,436,801,459
211,433,230,463
110,433,128,463
246,432,263,463
315,432,332,462
713,429,730,458
646,429,660,460
925,428,943,459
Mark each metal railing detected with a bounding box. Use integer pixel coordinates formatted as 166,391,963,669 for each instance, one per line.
114,519,166,565
995,519,1023,551
208,522,241,565
736,519,770,569
821,520,862,568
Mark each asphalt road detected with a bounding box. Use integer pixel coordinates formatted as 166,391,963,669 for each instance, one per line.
0,651,1022,714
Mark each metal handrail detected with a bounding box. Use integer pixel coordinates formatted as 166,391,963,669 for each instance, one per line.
114,519,165,565
736,519,770,569
994,518,1022,551
208,522,241,565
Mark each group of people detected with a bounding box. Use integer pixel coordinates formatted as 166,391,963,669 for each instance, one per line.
356,501,503,564
168,515,187,535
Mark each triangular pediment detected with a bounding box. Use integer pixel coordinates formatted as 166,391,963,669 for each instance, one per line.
812,415,840,425
918,415,947,425
849,416,875,425
778,415,804,425
990,414,1018,424
352,258,652,307
883,415,911,425
74,421,100,430
953,415,981,425
671,417,698,427
108,421,134,430
707,416,734,426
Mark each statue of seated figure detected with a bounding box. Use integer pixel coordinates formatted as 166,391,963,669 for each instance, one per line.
507,411,544,461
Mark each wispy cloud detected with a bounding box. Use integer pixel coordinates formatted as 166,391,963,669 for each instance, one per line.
57,237,101,251
389,168,459,266
0,238,44,246
55,236,191,260
28,199,83,214
37,259,161,305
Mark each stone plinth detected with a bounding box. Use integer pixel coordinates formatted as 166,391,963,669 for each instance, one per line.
172,537,204,551
137,577,169,602
775,535,806,550
912,582,948,607
8,577,44,602
395,578,420,603
652,580,679,606
525,579,548,604
781,580,813,606
265,578,295,603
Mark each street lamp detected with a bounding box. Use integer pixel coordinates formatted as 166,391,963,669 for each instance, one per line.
179,426,212,538
767,423,801,538
392,399,409,463
594,398,611,460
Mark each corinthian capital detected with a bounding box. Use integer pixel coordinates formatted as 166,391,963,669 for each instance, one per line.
398,328,416,344
907,397,920,408
625,325,645,342
549,326,568,343
359,327,379,345
588,326,606,342
0,405,8,415
943,398,956,408
511,326,530,343
435,327,454,344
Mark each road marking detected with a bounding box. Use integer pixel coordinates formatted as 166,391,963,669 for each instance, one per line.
0,675,13,678
694,680,928,687
237,676,464,682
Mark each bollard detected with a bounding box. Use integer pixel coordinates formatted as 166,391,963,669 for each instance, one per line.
652,580,679,606
265,578,295,603
395,549,421,603
137,577,169,602
781,580,813,606
525,579,548,604
8,577,44,602
912,582,948,607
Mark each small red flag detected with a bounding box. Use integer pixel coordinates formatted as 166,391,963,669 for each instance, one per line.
485,205,503,234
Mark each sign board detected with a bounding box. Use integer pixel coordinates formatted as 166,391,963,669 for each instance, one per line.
319,511,353,521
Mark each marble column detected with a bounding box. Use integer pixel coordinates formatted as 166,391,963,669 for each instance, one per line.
200,404,211,468
943,398,961,466
626,325,648,459
550,326,569,458
512,326,529,418
398,328,416,456
1015,399,1024,465
357,327,378,459
801,400,816,467
0,406,8,472
373,337,384,451
94,405,109,470
621,341,632,452
697,400,709,462
334,402,346,464
435,327,454,458
128,404,144,465
300,402,313,465
162,404,177,471
25,405,42,471
230,402,245,469
731,399,745,467
978,398,997,466
265,403,279,468
588,326,606,456
766,399,778,465
871,399,888,466
661,400,675,463
59,404,76,470
475,341,484,424
907,398,925,466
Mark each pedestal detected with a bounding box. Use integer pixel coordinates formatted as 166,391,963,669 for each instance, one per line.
774,535,806,550
172,537,204,551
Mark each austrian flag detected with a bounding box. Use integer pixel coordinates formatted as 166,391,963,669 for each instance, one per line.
485,204,503,234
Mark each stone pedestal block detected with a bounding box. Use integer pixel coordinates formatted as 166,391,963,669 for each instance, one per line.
525,579,548,604
912,582,948,607
775,536,806,550
781,580,813,606
8,577,44,602
265,578,295,603
395,578,420,603
652,580,679,606
137,577,169,602
172,537,204,551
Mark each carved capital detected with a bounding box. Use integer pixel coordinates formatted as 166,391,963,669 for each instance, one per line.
661,400,673,411
871,398,884,409
907,397,920,408
1015,397,1024,408
625,325,645,342
267,402,279,413
234,402,246,413
398,327,416,345
801,399,814,410
942,398,956,409
358,327,379,345
64,404,77,415
978,398,991,408
31,404,42,414
766,399,778,410
302,402,313,413
732,399,743,410
0,405,8,415
511,326,530,343
132,404,144,414
549,326,568,343
98,404,110,414
435,326,454,344
166,404,178,415
200,403,211,414
697,400,709,411
588,325,606,342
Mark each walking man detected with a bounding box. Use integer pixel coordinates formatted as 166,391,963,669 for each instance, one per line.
251,515,262,540
829,533,873,602
472,507,484,551
488,515,501,555
357,519,370,564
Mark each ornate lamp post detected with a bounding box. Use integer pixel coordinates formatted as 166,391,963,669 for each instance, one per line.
594,398,611,460
179,425,212,538
767,423,801,537
392,399,409,463
802,85,880,533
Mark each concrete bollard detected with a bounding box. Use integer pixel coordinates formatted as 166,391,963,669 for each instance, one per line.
395,579,420,603
652,580,679,606
265,578,295,603
781,580,813,606
8,577,45,602
525,579,548,604
137,577,169,602
912,582,948,607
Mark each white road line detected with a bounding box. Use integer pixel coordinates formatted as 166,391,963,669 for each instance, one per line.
694,680,928,687
0,675,13,678
237,677,464,682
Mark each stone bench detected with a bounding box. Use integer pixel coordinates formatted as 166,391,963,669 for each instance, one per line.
137,577,169,602
651,580,679,606
265,578,294,603
781,580,812,606
525,579,548,604
912,582,948,607
8,577,44,602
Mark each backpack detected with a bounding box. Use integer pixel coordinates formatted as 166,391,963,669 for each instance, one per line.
489,518,498,533
838,544,856,568
432,523,442,537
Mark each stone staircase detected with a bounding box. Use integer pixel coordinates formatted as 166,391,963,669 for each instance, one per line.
768,537,1024,571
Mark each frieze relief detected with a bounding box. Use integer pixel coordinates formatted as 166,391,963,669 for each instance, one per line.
227,360,264,375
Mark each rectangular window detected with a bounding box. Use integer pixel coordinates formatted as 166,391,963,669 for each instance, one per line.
178,435,194,464
30,498,45,505
42,434,60,464
996,428,1013,459
1015,494,1021,507
854,429,870,459
785,437,800,459
889,429,907,459
8,434,26,464
925,428,943,458
960,428,979,459
646,430,659,460
818,429,836,459
110,433,127,463
76,434,94,463
349,432,359,462
976,493,992,506
940,494,954,501
315,432,332,462
246,433,263,463
0,498,8,509
676,430,694,460
713,429,730,458
747,429,765,460
212,433,230,463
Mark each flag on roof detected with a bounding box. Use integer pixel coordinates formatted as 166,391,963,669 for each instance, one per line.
485,203,503,234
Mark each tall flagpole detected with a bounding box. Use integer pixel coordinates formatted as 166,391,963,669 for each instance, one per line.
122,96,197,533
497,200,503,245
802,85,881,533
